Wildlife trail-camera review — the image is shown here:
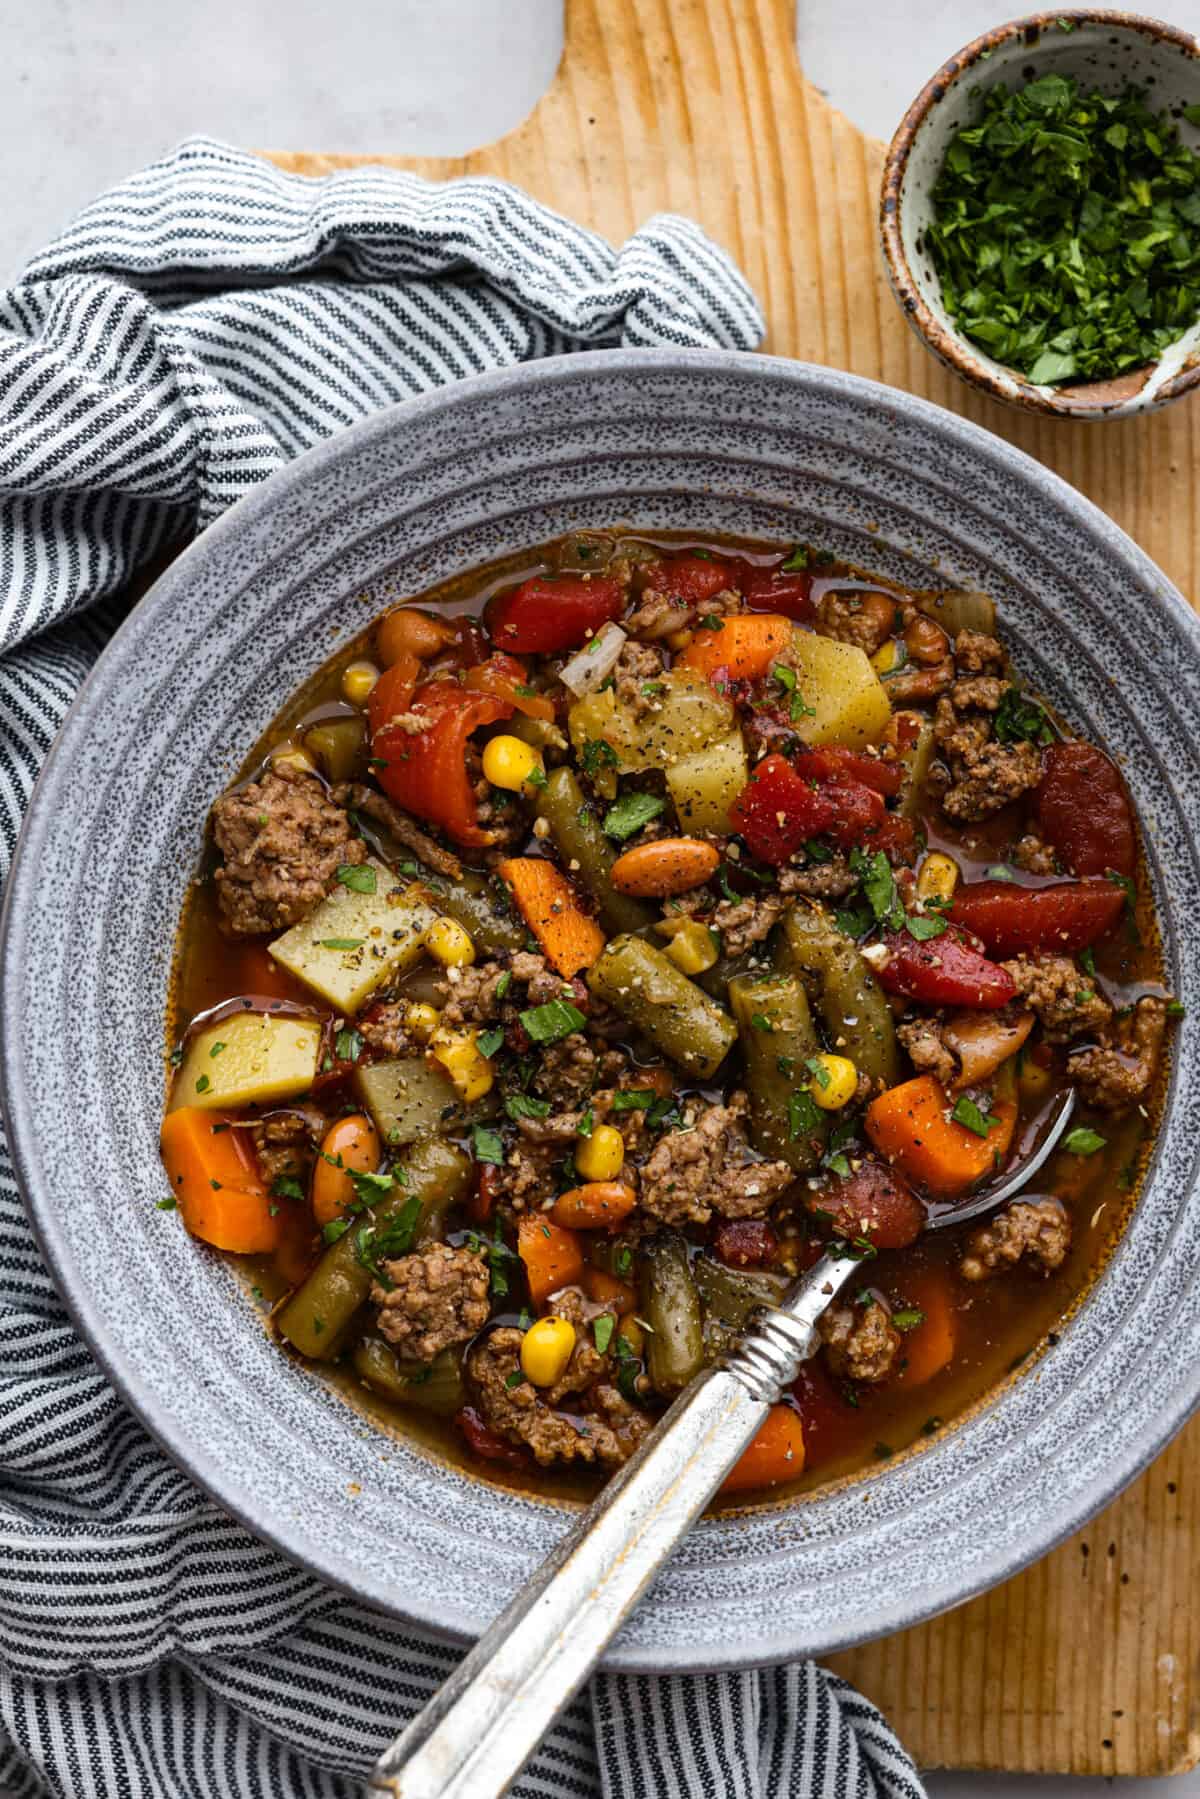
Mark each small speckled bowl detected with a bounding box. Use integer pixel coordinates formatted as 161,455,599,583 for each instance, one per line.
881,11,1200,418
4,351,1200,1667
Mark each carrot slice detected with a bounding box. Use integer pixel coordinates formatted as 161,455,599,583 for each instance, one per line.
497,857,606,977
550,1182,638,1230
159,1108,279,1254
311,1113,381,1226
609,837,720,897
893,1269,957,1389
517,1216,584,1304
864,1074,1017,1200
722,1404,806,1493
677,614,793,683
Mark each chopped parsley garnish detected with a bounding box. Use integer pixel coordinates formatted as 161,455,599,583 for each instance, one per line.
611,1089,656,1111
505,1369,527,1389
951,1095,998,1138
581,738,619,781
602,792,666,841
336,863,377,894
805,1056,831,1090
335,1027,363,1064
1064,1126,1107,1156
1167,999,1187,1018
471,1124,505,1165
750,1013,774,1033
905,912,947,942
576,1108,594,1138
834,901,874,940
892,1308,925,1332
320,937,364,950
615,1245,634,1278
781,545,809,571
613,1332,642,1401
849,846,905,931
593,1316,615,1355
356,1192,422,1274
322,1218,351,1244
770,661,816,723
271,1174,305,1202
985,863,1016,882
519,998,587,1044
927,73,1200,386
994,685,1054,746
1078,947,1097,978
495,970,512,1001
209,1041,226,1058
476,1027,505,1060
156,1196,177,1211
788,1089,821,1140
194,1074,211,1095
504,1092,550,1121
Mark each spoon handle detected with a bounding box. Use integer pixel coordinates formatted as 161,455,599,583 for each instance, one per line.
367,1251,861,1799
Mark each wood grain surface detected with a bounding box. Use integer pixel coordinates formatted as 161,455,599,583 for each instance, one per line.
267,0,1200,1773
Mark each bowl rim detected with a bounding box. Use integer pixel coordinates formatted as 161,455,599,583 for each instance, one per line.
879,8,1200,419
4,347,1200,1669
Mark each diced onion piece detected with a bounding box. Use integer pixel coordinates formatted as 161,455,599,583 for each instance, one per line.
559,623,627,697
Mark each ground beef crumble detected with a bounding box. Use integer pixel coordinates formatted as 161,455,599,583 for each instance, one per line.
613,639,668,719
1067,995,1167,1112
1002,954,1112,1044
435,950,564,1031
897,1016,957,1087
638,1092,794,1226
933,685,1042,824
1013,833,1059,876
250,1111,317,1188
815,590,897,656
372,1243,491,1360
358,1001,416,1058
819,1299,901,1383
210,765,365,936
331,781,462,880
960,1197,1071,1282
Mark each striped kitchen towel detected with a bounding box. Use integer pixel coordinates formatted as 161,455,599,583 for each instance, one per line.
0,138,924,1799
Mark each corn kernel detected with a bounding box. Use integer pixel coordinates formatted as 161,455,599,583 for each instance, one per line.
663,918,719,976
341,659,380,706
269,742,317,776
575,1124,625,1182
430,1029,494,1102
520,1316,576,1387
807,1053,858,1111
917,851,960,906
424,916,476,968
481,733,543,793
871,638,903,675
404,1002,440,1044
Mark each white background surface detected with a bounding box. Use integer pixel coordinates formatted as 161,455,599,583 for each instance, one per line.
1,0,1198,1788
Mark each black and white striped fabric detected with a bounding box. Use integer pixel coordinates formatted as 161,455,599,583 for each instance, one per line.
0,139,925,1799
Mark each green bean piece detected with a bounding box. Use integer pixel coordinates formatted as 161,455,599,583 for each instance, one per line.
303,715,366,784
893,713,937,822
728,973,828,1172
586,935,738,1079
506,712,569,757
539,767,656,937
693,1255,790,1361
640,1233,704,1398
779,906,900,1090
276,1138,473,1360
420,868,527,955
352,1337,467,1415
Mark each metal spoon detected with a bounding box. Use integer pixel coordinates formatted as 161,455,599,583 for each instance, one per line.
368,1087,1076,1799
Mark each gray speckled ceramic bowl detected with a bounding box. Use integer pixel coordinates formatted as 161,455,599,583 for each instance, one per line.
4,350,1200,1669
881,11,1200,418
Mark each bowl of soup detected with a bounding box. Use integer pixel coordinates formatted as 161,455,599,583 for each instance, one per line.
3,350,1199,1666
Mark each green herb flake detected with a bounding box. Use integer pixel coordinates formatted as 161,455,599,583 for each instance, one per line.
156,1196,178,1211
320,937,365,951
750,1012,775,1033
850,846,905,931
336,863,377,894
272,1175,306,1202
335,1027,363,1064
505,1092,551,1121
505,1369,527,1390
519,998,587,1044
788,1089,821,1140
470,1124,505,1166
1078,947,1097,977
781,546,809,571
593,1316,616,1355
951,1095,997,1138
1167,999,1186,1018
985,863,1016,883
194,1074,211,1095
905,912,947,942
892,1308,926,1332
495,970,513,1001
322,1218,351,1244
994,685,1054,746
577,1107,595,1139
805,1056,831,1090
581,738,619,782
476,1027,505,1060
602,792,667,841
1064,1126,1107,1156
208,1041,227,1058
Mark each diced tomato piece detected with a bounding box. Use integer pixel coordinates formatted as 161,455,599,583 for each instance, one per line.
804,1157,925,1249
372,678,512,847
875,927,1016,1010
1036,742,1136,880
947,878,1125,956
739,561,815,621
713,1220,780,1267
367,654,421,738
793,745,902,797
872,813,918,866
468,1164,500,1224
455,1406,528,1468
637,554,740,607
485,575,625,654
462,652,556,721
790,1363,862,1471
730,752,890,863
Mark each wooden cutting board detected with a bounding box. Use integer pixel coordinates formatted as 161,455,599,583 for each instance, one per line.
266,0,1200,1774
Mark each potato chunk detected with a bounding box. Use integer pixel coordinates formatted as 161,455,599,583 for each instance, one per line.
666,730,748,835
355,1056,493,1148
787,629,891,748
172,1012,321,1111
269,859,438,1013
